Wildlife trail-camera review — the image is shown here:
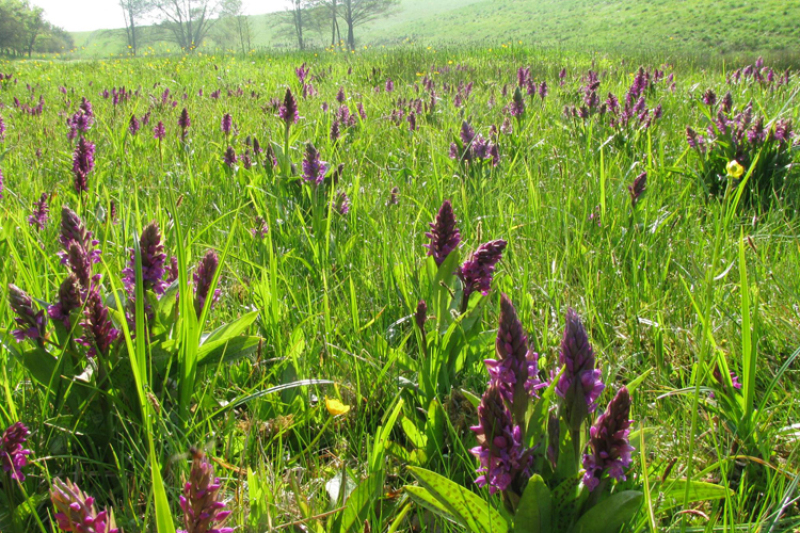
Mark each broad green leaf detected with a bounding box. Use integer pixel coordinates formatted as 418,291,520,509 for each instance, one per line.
514,475,552,533
336,472,384,533
0,335,57,386
405,485,464,527
197,335,262,366
408,466,509,533
569,491,642,533
201,310,260,345
424,399,445,462
656,480,733,513
402,416,427,450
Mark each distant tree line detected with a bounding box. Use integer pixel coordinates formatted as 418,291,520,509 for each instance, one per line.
0,0,74,56
280,0,400,51
115,0,399,55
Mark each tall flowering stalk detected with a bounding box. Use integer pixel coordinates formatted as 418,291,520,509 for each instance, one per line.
48,274,83,329
556,308,604,452
424,199,461,267
194,250,221,318
28,192,50,230
122,221,167,297
628,171,647,208
582,387,634,491
1,421,31,482
220,113,233,136
179,107,191,141
484,295,546,428
8,284,46,342
457,240,507,311
177,448,234,533
278,88,299,170
470,384,531,495
302,143,326,185
72,136,95,195
50,477,118,533
79,288,119,358
59,207,100,266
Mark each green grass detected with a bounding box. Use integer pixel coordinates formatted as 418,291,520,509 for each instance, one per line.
0,45,799,532
65,0,800,59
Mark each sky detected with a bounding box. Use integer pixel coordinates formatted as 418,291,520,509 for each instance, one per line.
30,0,288,33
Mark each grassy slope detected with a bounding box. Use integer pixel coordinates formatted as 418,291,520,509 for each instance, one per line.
360,0,800,53
67,0,800,58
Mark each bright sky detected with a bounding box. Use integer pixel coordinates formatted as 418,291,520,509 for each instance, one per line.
30,0,288,33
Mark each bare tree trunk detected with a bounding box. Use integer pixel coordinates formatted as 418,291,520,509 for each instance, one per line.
330,0,336,45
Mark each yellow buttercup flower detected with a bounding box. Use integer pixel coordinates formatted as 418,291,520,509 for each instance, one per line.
726,160,744,178
325,398,351,416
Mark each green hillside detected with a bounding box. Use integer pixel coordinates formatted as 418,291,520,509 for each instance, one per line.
68,0,800,57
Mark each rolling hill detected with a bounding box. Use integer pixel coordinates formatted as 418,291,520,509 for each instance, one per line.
69,0,800,58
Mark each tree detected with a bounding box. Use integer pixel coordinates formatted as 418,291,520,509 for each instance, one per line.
337,0,398,50
278,0,309,50
154,0,221,51
214,0,253,54
119,0,153,55
20,5,45,57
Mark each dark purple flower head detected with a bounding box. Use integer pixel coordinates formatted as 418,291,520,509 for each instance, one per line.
385,78,394,93
484,295,545,426
302,143,327,185
9,284,46,342
457,240,507,300
67,242,95,289
333,190,350,215
336,87,346,103
193,250,221,318
28,192,50,230
223,146,237,168
459,121,476,145
414,300,427,332
556,308,604,432
387,186,400,206
166,256,179,285
72,136,95,194
509,87,525,117
330,119,341,142
278,88,299,125
470,384,530,494
424,199,461,267
295,63,309,85
177,448,234,533
702,89,717,106
628,171,647,207
48,274,83,329
59,207,101,266
79,287,119,358
720,91,733,113
747,117,767,144
2,422,31,481
128,114,140,135
179,107,191,136
538,81,548,100
772,119,793,144
122,222,167,297
51,477,119,533
154,120,166,140
582,387,634,491
221,113,233,135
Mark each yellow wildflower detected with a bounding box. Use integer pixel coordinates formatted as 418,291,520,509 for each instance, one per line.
726,160,744,178
326,398,351,416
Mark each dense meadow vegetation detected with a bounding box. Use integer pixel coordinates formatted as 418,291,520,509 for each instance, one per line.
1,46,799,532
